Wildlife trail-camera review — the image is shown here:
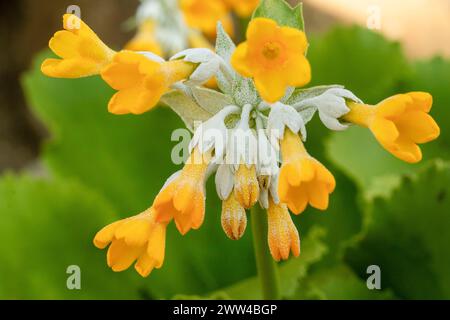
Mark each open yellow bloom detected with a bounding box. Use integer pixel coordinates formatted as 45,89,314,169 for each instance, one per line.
93,208,167,277
344,92,440,163
231,18,311,103
41,14,115,78
101,51,195,115
153,148,210,235
125,20,163,55
180,0,233,38
224,0,260,17
221,192,247,240
278,129,336,214
234,164,260,209
267,198,300,261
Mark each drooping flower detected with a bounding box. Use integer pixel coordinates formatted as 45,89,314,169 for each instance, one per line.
278,129,336,214
93,208,167,277
214,163,248,240
343,92,440,163
41,14,116,78
152,148,211,235
267,197,300,261
125,20,163,55
231,18,311,103
234,163,260,209
221,192,247,240
227,104,260,209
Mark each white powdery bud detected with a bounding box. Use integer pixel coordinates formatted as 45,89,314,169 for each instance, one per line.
294,88,362,131
226,104,258,169
215,164,235,200
256,117,279,177
267,102,307,145
170,48,225,85
189,105,240,163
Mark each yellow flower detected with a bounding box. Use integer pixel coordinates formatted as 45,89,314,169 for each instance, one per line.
180,0,233,38
153,148,210,235
125,20,163,55
41,14,115,78
221,192,247,240
267,198,300,261
344,92,440,163
231,18,311,103
93,208,167,277
101,50,195,114
278,129,336,214
234,164,260,209
224,0,260,17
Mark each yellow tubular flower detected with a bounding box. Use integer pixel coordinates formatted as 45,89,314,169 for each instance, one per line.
153,148,210,235
278,129,336,214
231,18,311,103
234,164,260,209
41,14,115,78
267,198,300,261
221,192,247,240
125,20,163,55
343,92,440,163
224,0,260,17
180,0,233,38
101,51,196,114
93,208,167,277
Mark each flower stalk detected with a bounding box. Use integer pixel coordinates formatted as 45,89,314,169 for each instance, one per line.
251,204,281,300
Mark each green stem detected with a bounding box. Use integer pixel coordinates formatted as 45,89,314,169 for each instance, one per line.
251,204,281,300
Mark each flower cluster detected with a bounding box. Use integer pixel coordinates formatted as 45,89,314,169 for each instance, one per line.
42,6,439,277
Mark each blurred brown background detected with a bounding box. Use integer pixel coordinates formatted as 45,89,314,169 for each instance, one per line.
0,0,448,173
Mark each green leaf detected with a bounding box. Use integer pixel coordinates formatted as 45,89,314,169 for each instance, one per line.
293,264,395,300
215,22,235,94
174,227,328,300
0,175,143,299
345,160,450,299
253,0,305,31
232,75,259,107
22,51,257,298
191,87,234,114
161,90,213,131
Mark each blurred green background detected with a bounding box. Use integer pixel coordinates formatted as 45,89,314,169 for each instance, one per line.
0,0,449,299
